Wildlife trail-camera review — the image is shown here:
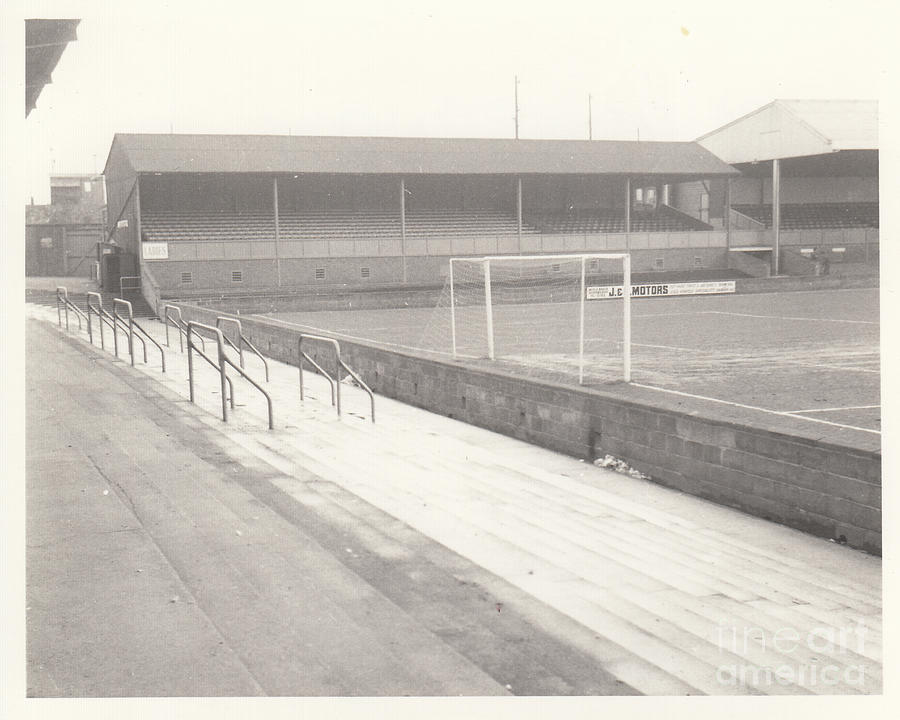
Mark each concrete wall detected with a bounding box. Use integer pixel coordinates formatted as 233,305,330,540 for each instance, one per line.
170,302,882,554
146,250,730,293
143,231,731,292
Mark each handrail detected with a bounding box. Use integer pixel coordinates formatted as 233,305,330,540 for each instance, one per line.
221,354,274,429
164,305,204,352
216,316,269,381
86,292,131,359
102,304,131,359
298,344,337,408
86,292,111,350
120,275,142,295
186,322,234,422
113,298,150,366
112,299,136,366
130,318,166,372
298,333,375,423
56,287,86,331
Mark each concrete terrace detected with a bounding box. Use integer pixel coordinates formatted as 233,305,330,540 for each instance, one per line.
24,299,882,697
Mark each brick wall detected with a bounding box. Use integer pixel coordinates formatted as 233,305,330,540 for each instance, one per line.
173,303,881,554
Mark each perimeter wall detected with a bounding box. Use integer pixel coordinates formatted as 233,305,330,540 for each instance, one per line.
172,301,882,554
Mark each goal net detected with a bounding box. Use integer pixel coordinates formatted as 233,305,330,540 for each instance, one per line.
419,253,631,385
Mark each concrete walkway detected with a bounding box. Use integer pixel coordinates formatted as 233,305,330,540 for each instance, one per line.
25,303,882,696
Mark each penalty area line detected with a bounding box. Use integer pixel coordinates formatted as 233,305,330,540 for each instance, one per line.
631,382,880,435
704,311,878,325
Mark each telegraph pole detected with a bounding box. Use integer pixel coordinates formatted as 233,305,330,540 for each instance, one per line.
588,94,593,140
514,75,520,139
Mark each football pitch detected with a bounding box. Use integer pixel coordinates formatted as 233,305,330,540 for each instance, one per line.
257,287,881,433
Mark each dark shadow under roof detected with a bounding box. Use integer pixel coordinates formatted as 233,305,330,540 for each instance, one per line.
108,133,739,179
26,19,80,117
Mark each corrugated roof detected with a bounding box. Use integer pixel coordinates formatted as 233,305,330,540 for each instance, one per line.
779,100,878,150
107,133,738,177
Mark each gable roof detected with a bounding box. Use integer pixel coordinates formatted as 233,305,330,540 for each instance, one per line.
778,100,878,150
104,133,738,179
697,100,877,164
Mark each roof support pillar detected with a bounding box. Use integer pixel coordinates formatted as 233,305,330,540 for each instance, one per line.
273,177,281,287
772,159,780,276
625,177,631,235
516,177,523,253
724,177,732,250
134,175,143,263
400,178,407,283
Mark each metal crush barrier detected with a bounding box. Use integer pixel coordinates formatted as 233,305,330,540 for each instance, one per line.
216,316,269,381
164,304,203,352
86,292,123,352
113,298,166,373
56,286,88,332
187,321,273,429
298,333,375,423
112,298,143,366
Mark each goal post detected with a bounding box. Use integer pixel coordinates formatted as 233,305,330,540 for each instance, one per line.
447,253,631,384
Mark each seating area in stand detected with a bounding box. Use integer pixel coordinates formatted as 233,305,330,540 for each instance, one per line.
731,202,879,229
141,209,536,241
528,205,712,234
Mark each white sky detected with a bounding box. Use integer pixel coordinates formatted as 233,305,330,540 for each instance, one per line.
18,0,896,203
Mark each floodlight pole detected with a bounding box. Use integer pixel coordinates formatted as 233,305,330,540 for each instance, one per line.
484,259,495,360
588,94,593,140
514,75,519,139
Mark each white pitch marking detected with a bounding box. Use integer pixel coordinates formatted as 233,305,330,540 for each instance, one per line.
704,311,878,325
784,404,881,415
599,340,880,374
631,382,880,435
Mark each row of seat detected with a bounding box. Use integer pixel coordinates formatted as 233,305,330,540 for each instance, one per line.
528,206,712,234
141,205,720,242
142,210,538,240
732,203,879,229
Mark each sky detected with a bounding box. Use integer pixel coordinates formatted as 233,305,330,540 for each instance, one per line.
18,0,896,204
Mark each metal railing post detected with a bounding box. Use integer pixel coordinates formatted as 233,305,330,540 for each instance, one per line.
113,299,139,366
87,292,105,349
216,329,228,421
298,333,375,422
187,325,196,404
187,321,229,422
56,287,66,329
216,316,245,368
